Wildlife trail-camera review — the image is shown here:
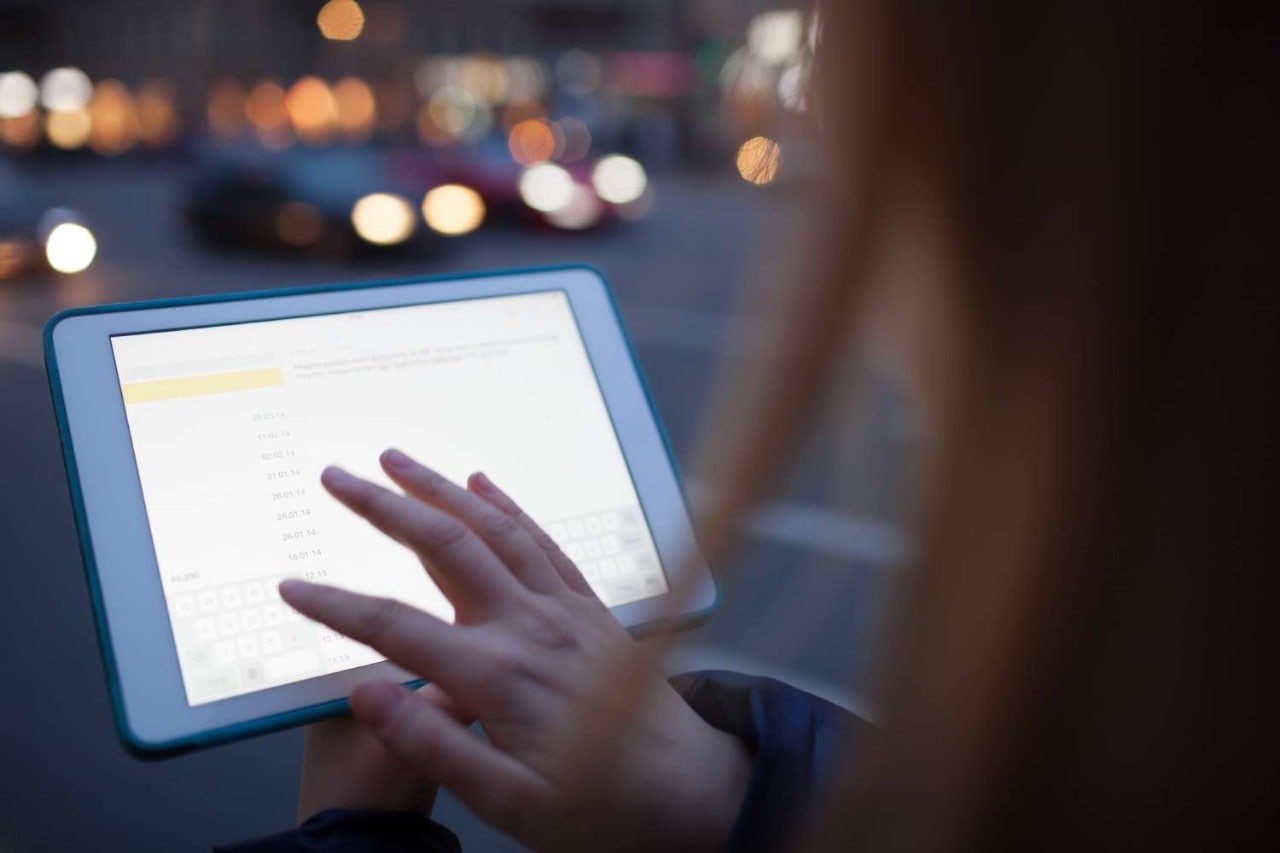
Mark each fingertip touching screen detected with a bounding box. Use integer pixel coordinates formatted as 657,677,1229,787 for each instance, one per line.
109,291,668,707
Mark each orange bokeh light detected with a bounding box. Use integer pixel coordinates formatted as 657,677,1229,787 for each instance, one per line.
508,119,555,166
286,76,336,141
317,0,365,41
333,77,376,140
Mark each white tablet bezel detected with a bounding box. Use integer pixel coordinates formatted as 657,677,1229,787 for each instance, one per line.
46,266,717,755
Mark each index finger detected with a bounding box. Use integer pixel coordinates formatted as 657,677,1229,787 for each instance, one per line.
279,580,499,707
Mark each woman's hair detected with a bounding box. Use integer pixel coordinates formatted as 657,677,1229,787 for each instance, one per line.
696,1,1277,848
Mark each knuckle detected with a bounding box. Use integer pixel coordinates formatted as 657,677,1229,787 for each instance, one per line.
420,515,471,552
480,511,522,540
357,596,403,645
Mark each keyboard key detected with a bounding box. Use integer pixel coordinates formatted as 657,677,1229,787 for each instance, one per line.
567,520,585,538
220,587,243,608
237,636,260,658
263,648,321,681
602,535,621,556
198,592,219,613
547,523,568,542
261,631,282,654
585,517,603,536
217,613,241,636
243,581,265,604
241,609,262,632
264,604,286,626
195,619,217,641
602,513,620,532
174,596,197,618
585,540,603,559
214,641,237,665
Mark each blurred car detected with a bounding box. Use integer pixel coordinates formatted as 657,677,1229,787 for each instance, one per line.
184,144,454,258
397,139,654,233
0,156,98,279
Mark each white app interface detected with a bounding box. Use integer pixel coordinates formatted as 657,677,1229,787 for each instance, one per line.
111,291,667,706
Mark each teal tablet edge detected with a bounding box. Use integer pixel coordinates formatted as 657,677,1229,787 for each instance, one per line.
43,263,720,758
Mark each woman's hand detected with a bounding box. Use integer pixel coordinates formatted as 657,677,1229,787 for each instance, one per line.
296,705,437,823
280,449,750,852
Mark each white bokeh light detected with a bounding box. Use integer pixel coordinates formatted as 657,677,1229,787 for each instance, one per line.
591,156,648,205
0,71,38,118
40,67,93,112
518,163,575,213
45,222,97,273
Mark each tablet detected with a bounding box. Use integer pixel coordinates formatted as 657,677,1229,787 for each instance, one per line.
45,265,717,756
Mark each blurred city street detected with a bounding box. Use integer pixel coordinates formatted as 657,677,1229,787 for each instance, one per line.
0,3,910,850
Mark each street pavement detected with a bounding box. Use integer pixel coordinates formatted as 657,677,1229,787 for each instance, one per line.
0,162,911,851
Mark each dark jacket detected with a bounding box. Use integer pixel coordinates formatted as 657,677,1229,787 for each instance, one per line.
218,671,872,853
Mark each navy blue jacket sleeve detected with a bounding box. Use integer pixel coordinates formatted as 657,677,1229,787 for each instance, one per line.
218,671,870,852
214,808,460,853
671,670,874,853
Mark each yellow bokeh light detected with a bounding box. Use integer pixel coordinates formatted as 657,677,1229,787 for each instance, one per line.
422,184,486,236
333,77,376,139
45,223,97,273
508,119,555,166
317,0,365,41
351,193,415,245
736,136,782,185
46,108,92,149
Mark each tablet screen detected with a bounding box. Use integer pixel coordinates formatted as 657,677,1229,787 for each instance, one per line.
109,290,668,706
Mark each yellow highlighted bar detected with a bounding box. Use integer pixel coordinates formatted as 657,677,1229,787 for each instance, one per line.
121,367,284,404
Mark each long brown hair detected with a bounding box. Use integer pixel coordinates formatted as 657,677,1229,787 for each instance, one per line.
695,1,1279,848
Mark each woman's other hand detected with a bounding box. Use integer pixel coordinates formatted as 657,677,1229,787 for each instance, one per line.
280,449,749,852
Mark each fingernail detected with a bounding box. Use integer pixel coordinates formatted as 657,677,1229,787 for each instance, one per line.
351,680,406,728
321,466,355,487
277,579,311,600
382,448,412,470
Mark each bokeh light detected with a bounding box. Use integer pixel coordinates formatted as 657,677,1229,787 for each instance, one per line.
275,201,324,247
87,80,141,155
0,71,38,119
546,183,604,230
518,163,575,213
207,78,247,138
245,80,289,139
460,56,508,106
557,116,592,162
736,136,782,186
45,223,97,273
40,67,93,112
422,185,486,236
747,11,805,65
503,57,548,103
351,193,415,245
136,80,180,147
333,77,376,140
592,155,648,205
555,50,603,97
317,0,365,41
0,112,40,148
45,108,92,149
508,118,556,166
286,76,336,142
422,85,489,144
